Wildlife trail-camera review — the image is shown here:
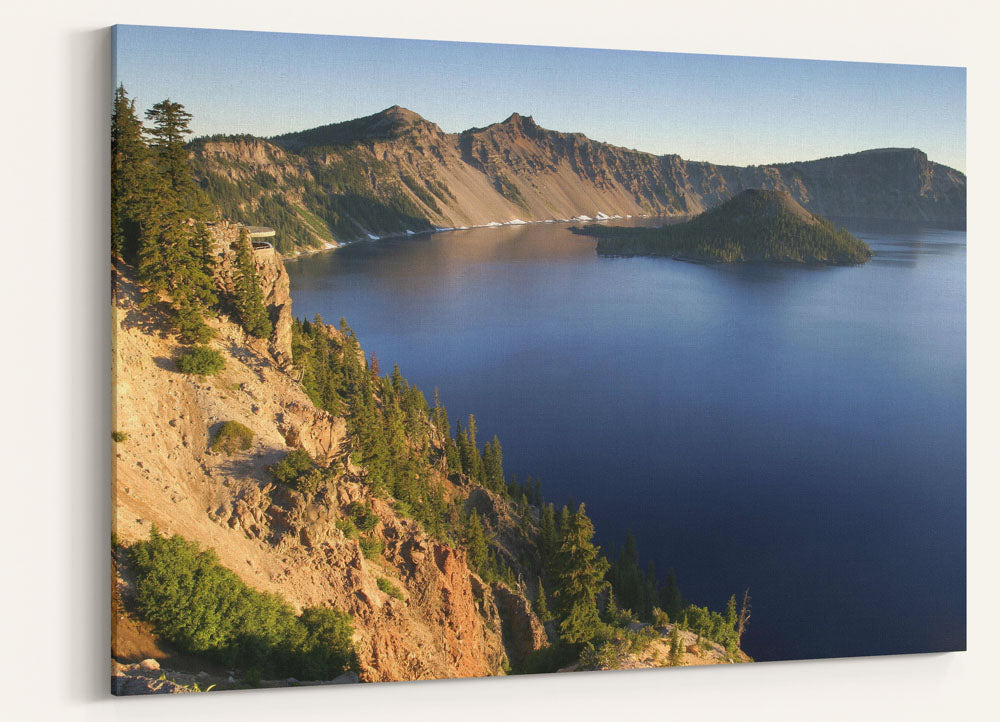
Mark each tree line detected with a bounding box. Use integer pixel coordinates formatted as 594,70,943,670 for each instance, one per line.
112,85,271,342
287,311,749,669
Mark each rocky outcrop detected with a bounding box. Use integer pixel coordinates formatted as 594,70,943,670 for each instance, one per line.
491,582,548,667
190,108,966,251
112,259,545,684
111,660,194,695
110,657,360,695
558,623,751,672
208,221,294,364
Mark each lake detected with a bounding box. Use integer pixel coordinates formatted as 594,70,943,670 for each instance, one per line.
285,219,966,662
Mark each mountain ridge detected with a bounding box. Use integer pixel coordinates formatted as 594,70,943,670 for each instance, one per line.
190,107,966,253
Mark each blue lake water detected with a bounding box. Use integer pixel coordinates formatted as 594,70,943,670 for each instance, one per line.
285,220,966,662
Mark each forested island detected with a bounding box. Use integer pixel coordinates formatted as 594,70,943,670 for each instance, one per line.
574,189,873,265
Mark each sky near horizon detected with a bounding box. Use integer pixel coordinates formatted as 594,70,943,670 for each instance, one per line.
113,25,967,172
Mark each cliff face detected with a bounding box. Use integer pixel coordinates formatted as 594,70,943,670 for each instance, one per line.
112,254,544,682
190,108,965,251
208,221,294,366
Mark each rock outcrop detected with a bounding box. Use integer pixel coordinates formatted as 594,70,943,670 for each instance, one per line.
112,259,547,684
208,221,294,365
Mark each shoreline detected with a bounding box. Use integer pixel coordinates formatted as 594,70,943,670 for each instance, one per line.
279,211,671,262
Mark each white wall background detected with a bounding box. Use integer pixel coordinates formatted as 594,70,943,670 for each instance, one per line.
0,1,995,719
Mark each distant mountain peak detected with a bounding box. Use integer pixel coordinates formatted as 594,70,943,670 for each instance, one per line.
502,112,536,127
379,105,427,123
272,105,437,150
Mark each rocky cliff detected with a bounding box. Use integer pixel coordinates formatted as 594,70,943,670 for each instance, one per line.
112,250,544,683
189,107,965,252
111,221,746,689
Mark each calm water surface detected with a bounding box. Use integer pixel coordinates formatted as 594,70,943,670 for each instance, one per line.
286,220,966,662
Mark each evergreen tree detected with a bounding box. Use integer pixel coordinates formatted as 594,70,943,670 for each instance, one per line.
535,577,552,623
660,569,684,621
603,588,621,625
464,509,490,578
482,435,504,492
537,502,559,564
232,228,272,338
390,364,404,398
669,624,684,666
464,415,484,482
144,99,204,211
431,388,449,439
552,503,610,646
130,97,217,342
725,594,738,633
444,436,462,476
530,478,542,506
111,85,155,260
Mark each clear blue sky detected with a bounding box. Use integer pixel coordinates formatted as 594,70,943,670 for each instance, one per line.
113,25,966,172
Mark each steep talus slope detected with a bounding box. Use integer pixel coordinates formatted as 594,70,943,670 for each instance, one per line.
112,237,544,682
190,107,965,251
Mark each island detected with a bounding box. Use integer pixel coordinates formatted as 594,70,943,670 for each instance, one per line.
573,189,873,265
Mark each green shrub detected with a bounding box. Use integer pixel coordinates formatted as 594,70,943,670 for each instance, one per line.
652,607,670,628
175,346,225,376
514,641,578,675
128,527,357,680
335,517,359,540
377,577,404,601
359,535,383,560
270,449,329,494
210,421,254,454
270,448,314,485
579,638,630,670
295,468,325,495
111,431,128,443
348,502,379,532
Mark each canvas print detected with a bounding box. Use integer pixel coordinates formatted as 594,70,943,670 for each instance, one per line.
110,25,966,695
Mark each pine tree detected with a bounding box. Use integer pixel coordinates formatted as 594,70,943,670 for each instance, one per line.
660,569,684,622
464,415,484,483
557,504,571,537
144,99,204,212
535,577,552,622
431,388,449,439
111,85,155,261
482,435,504,492
131,97,217,342
390,364,404,398
464,509,490,578
552,503,610,646
603,588,621,625
669,624,684,666
538,502,559,564
232,228,272,338
725,594,738,633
